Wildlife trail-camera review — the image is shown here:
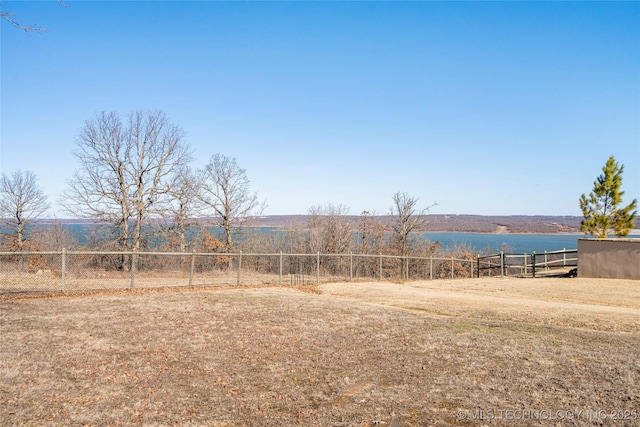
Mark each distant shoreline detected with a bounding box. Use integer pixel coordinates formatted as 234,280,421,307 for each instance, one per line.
32,214,638,235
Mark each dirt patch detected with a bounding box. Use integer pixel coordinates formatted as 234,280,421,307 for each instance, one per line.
1,278,638,426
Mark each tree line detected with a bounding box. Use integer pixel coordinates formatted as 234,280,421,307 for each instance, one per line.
1,111,636,261
1,110,446,263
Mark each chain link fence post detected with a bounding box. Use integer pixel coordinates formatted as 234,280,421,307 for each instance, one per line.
189,250,196,287
404,256,409,281
61,248,66,293
130,250,137,289
349,252,353,282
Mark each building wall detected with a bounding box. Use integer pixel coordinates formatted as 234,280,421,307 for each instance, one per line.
578,239,640,279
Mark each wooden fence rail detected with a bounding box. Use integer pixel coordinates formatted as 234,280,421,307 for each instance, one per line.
477,249,577,278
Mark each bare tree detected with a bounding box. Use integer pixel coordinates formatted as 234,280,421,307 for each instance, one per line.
356,210,387,255
196,154,265,251
61,110,192,253
390,191,436,258
307,203,352,254
162,165,199,252
0,170,50,250
305,203,353,276
31,220,79,251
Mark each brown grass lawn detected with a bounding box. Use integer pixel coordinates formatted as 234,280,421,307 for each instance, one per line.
1,277,639,426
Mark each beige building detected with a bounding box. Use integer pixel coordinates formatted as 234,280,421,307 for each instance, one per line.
578,239,640,280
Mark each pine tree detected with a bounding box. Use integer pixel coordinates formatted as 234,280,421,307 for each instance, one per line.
579,156,637,238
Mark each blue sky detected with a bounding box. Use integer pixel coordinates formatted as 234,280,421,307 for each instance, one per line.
2,1,639,217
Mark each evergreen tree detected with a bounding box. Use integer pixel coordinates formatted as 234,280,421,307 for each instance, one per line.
579,156,637,238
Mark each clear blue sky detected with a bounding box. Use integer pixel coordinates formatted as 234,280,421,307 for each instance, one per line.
2,1,639,217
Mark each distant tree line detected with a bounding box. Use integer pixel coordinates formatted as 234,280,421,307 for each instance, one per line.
1,110,452,267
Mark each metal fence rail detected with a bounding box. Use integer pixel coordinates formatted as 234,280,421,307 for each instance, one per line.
0,250,477,295
477,249,578,278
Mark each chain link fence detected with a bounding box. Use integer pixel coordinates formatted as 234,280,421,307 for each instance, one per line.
0,250,476,296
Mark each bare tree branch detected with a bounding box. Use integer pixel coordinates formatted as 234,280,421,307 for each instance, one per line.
1,11,48,33
1,1,67,33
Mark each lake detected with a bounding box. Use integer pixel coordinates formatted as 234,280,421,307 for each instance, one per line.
52,223,640,255
420,232,589,254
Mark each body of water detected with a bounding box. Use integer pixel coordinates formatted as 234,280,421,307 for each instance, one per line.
53,224,639,255
421,232,588,254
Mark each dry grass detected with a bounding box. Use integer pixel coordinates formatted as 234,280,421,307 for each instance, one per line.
0,270,284,295
319,277,640,333
1,277,639,426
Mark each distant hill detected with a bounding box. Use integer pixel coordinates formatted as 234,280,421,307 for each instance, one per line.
251,214,585,234
38,214,601,234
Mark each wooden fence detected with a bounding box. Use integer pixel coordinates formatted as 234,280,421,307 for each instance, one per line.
477,248,578,278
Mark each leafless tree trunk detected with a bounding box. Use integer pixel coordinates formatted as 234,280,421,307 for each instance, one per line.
62,110,191,256
390,191,436,258
162,165,198,252
196,154,265,252
0,170,50,250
